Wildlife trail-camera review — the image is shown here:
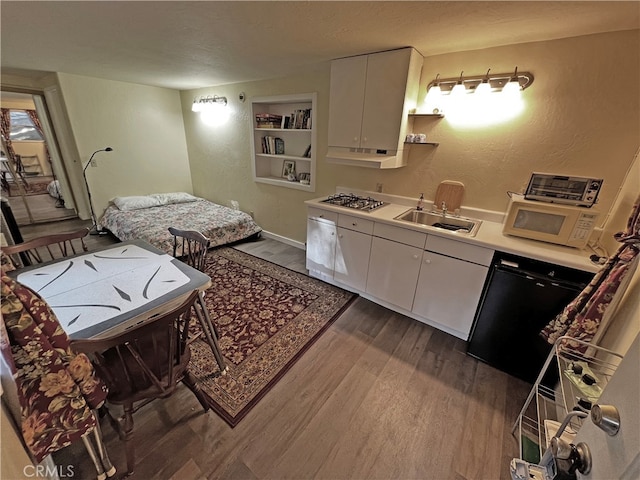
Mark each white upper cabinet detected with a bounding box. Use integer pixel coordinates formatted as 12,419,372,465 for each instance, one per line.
327,47,423,168
327,55,368,149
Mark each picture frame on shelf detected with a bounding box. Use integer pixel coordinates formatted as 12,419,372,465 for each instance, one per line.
298,173,311,185
282,160,296,179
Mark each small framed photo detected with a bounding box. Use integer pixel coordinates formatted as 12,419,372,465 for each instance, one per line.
282,160,296,178
298,172,311,185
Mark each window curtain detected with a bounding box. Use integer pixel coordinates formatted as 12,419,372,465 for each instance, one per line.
0,259,108,462
0,108,17,160
540,193,640,349
25,109,52,168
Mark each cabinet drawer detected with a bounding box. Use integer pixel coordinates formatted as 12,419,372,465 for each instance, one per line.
307,207,338,225
425,235,494,266
338,214,374,235
373,222,427,248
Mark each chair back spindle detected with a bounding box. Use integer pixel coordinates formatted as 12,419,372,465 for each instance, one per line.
2,228,90,267
168,227,211,271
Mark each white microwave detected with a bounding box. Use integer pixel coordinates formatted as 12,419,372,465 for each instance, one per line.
502,195,600,248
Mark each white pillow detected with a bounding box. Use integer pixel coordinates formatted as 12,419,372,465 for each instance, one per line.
112,195,162,211
150,192,198,205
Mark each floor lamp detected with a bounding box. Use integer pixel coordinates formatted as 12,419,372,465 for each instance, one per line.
83,147,113,235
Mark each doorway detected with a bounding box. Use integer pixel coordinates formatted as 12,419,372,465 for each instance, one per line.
1,91,77,226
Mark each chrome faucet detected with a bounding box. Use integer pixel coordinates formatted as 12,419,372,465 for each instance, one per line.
441,201,447,217
416,193,424,211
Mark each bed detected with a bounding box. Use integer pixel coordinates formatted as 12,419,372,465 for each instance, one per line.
100,193,262,255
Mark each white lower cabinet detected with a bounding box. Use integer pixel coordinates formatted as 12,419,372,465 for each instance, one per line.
334,215,373,291
306,206,493,339
365,224,427,311
412,252,488,338
411,235,494,339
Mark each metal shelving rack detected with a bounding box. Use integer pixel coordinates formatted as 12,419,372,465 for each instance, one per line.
512,336,623,464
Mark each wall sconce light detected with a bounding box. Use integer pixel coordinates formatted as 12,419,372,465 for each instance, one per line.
426,67,534,95
192,95,229,125
192,94,227,112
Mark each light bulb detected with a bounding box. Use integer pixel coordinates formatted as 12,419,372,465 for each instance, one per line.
502,79,521,96
201,102,230,126
475,81,492,96
451,82,466,97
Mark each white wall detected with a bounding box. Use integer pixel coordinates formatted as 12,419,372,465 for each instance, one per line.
56,73,193,218
182,70,330,243
183,30,639,243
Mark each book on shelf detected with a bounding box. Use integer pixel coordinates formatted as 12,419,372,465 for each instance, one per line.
277,108,312,129
275,138,285,155
256,113,283,122
303,144,312,158
261,135,285,155
256,109,312,130
255,113,283,129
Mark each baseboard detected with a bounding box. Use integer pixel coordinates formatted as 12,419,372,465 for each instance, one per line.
260,230,305,250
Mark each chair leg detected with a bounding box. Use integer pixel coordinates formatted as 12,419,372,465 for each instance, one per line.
199,291,220,338
122,404,136,476
100,404,122,441
183,370,211,413
194,292,227,373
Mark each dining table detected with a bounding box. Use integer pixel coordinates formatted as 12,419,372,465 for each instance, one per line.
8,239,226,371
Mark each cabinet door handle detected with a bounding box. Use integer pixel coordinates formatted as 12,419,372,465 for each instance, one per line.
319,215,324,218
413,254,419,259
362,137,367,143
338,234,343,238
424,258,431,264
352,222,357,226
353,137,359,143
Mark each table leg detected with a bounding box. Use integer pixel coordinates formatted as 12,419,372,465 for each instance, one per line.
81,431,106,480
193,292,227,374
91,411,116,477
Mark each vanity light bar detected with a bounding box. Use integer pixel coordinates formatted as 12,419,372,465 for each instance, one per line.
191,95,228,112
427,68,534,94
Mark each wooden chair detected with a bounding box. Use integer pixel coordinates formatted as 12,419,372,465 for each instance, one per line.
2,228,90,267
168,227,211,270
70,290,210,476
168,227,227,373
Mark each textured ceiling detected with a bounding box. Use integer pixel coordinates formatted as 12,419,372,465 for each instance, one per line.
1,1,639,90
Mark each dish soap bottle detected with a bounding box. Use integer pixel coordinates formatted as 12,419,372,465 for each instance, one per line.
416,193,424,211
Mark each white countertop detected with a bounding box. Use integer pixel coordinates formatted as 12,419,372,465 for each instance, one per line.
305,192,602,274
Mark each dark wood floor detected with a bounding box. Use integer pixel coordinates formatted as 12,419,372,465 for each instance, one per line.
2,176,78,226
20,219,531,480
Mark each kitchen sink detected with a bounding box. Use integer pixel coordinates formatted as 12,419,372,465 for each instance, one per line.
393,209,482,236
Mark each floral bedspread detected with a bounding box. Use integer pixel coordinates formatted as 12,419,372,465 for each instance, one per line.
100,199,262,255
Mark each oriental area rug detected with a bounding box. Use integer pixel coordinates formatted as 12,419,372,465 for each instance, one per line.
187,247,357,427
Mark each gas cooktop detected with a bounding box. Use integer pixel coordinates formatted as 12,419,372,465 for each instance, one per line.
321,193,387,212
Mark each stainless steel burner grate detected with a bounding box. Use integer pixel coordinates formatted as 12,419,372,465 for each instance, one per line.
321,193,387,212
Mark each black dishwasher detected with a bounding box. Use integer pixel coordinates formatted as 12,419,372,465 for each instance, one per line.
467,252,594,384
